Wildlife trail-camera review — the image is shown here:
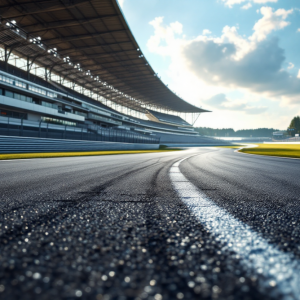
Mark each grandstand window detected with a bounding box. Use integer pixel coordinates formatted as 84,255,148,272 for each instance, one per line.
74,111,87,117
5,90,13,98
28,85,47,96
14,80,26,89
47,91,57,98
41,101,58,110
111,113,123,120
14,93,25,101
0,72,57,99
0,74,14,85
41,117,76,126
0,73,27,89
5,90,33,103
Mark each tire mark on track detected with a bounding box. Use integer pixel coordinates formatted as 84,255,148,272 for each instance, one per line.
0,159,168,244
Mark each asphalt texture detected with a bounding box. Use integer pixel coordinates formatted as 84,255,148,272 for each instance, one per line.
0,147,300,300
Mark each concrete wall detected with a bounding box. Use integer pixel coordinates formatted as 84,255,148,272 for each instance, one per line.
0,136,159,153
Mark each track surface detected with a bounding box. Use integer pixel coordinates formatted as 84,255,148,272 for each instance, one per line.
0,148,300,300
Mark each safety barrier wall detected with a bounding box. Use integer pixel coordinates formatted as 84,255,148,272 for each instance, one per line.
0,136,159,153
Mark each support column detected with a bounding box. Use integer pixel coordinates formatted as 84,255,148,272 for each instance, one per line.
4,46,10,72
27,57,31,80
192,113,201,126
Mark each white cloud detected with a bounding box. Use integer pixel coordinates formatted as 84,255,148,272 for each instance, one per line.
288,63,294,69
205,94,268,114
147,17,183,57
223,0,278,8
184,7,292,62
251,7,293,42
297,28,300,33
253,0,277,3
146,6,298,117
203,29,212,35
298,70,300,79
183,34,300,102
118,0,124,8
242,3,252,10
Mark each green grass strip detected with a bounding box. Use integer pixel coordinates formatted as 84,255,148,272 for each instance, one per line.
239,144,300,159
0,149,179,160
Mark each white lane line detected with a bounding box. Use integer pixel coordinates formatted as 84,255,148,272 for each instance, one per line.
170,156,300,299
0,159,45,162
0,160,16,162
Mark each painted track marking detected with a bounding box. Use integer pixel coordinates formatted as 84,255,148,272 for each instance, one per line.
170,155,300,299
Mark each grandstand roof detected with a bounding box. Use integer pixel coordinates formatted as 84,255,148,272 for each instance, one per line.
0,0,209,113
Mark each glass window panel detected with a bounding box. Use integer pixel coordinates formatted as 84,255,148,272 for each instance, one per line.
5,90,14,98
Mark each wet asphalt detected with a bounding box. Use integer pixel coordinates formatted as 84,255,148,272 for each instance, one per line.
0,147,300,300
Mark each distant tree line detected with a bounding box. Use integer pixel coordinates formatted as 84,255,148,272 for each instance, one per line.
194,127,278,137
288,116,300,136
195,116,300,138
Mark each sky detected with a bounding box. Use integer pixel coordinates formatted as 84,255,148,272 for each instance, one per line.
117,0,300,130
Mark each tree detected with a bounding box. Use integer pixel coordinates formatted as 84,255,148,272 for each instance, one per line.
194,127,277,137
288,116,300,136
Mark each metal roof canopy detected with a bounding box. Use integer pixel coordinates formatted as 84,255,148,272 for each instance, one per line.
0,0,209,113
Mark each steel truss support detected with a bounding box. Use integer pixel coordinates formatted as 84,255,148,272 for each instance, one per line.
192,113,201,126
43,29,127,45
21,15,119,33
0,0,92,20
60,42,133,55
68,49,140,61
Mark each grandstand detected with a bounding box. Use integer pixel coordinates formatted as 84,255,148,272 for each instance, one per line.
146,110,191,127
0,0,215,151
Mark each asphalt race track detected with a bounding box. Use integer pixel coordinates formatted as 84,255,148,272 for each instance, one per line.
1,147,300,300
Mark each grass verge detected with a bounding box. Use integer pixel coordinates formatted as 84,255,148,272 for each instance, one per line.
0,149,179,160
239,144,300,159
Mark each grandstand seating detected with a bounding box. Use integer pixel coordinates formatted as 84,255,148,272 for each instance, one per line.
0,1,213,150
0,62,118,115
0,116,159,145
147,109,191,126
49,81,120,115
0,62,215,145
128,117,197,134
